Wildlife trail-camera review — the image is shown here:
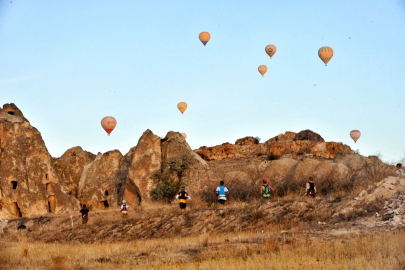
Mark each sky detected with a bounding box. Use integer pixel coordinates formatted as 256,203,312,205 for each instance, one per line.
0,0,404,162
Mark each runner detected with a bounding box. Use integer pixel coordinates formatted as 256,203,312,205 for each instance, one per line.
17,221,27,230
120,200,129,215
80,204,90,224
305,177,317,197
176,187,191,211
216,181,229,205
396,163,405,178
260,179,274,199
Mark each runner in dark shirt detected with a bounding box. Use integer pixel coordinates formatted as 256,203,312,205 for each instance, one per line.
17,221,27,230
80,204,90,224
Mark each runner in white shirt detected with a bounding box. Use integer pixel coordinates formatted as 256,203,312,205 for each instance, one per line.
120,200,129,215
396,163,405,178
215,181,229,205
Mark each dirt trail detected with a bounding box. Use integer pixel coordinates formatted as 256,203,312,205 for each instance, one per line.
1,197,391,244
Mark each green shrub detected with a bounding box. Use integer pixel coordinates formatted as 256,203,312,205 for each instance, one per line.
149,152,195,203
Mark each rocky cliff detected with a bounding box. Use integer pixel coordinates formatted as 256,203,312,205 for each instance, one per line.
0,104,394,219
0,104,80,219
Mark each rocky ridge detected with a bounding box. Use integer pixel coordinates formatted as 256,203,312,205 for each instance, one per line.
0,103,397,220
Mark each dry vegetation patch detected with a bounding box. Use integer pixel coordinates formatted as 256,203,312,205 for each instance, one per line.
1,229,405,269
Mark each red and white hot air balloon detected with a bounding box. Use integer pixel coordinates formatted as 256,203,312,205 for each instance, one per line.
101,116,117,136
350,130,361,143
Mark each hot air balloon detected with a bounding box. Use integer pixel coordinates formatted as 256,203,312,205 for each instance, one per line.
350,130,361,143
101,116,117,136
199,32,210,46
177,102,187,114
258,65,267,77
318,46,334,66
265,45,277,59
181,133,187,139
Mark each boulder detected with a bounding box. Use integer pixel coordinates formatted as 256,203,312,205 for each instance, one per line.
235,136,259,145
294,129,324,142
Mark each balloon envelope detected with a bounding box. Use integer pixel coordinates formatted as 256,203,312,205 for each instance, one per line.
199,32,211,46
181,133,187,139
265,45,277,58
177,102,187,114
258,65,267,77
318,46,334,66
101,116,117,136
350,130,361,143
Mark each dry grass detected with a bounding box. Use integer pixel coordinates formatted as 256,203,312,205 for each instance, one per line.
1,229,405,269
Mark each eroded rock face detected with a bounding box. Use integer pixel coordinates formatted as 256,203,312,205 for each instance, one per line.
196,131,352,161
126,130,162,202
0,104,79,219
195,143,266,161
78,150,132,210
161,132,218,191
0,103,394,219
53,146,96,197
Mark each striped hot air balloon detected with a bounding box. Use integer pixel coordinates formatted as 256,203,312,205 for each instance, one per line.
258,65,267,77
101,116,117,136
318,46,334,66
350,130,361,143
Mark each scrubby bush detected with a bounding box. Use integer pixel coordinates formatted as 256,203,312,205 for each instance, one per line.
150,152,195,203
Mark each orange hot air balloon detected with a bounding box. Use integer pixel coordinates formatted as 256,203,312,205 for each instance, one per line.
318,46,334,66
177,102,187,114
199,32,211,46
101,116,117,136
258,65,267,77
181,133,187,139
350,130,361,143
265,45,277,59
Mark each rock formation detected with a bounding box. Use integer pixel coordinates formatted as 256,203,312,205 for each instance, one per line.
235,136,259,145
0,104,79,219
195,130,352,161
53,146,96,197
126,130,162,202
0,104,396,219
77,150,126,210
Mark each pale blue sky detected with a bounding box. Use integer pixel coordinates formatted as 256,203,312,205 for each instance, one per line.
1,1,404,162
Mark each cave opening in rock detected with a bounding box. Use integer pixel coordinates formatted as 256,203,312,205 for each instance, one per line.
45,183,49,190
48,195,56,213
117,183,122,194
104,190,109,196
123,181,143,206
45,174,48,180
7,111,14,115
11,181,18,189
13,202,22,217
99,200,109,209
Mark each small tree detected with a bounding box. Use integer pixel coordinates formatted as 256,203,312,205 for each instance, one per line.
150,152,195,203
